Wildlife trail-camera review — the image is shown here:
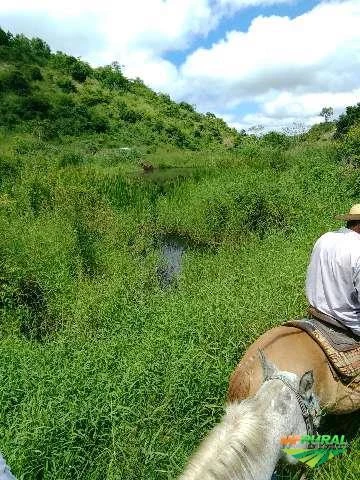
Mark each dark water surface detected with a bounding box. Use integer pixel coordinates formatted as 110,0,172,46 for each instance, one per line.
156,234,217,287
133,166,219,287
156,235,186,287
136,166,211,184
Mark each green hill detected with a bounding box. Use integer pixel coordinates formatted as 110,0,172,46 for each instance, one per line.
0,28,240,150
0,28,359,480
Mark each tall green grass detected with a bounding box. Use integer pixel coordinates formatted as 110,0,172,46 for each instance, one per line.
1,132,359,479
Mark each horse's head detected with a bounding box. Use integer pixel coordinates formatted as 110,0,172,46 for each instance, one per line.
259,349,322,462
179,351,322,480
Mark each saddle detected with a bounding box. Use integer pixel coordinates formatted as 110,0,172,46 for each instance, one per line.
285,307,360,386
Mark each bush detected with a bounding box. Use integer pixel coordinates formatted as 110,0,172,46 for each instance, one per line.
179,101,195,113
0,27,11,46
117,101,142,123
13,138,44,155
28,180,54,214
336,123,360,167
95,62,129,91
57,78,77,93
88,110,110,133
0,155,20,188
262,131,290,149
59,151,85,168
16,276,54,341
25,120,59,140
305,122,335,142
335,102,360,138
27,65,43,81
0,69,30,95
71,61,92,83
234,188,292,237
21,94,51,119
51,52,92,83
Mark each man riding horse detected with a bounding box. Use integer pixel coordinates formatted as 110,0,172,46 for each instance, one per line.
181,206,360,479
306,204,360,338
228,206,360,414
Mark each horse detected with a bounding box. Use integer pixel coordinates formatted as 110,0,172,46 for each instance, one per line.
179,351,321,480
179,325,359,479
228,325,360,414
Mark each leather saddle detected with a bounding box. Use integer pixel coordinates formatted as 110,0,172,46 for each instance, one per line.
285,307,360,384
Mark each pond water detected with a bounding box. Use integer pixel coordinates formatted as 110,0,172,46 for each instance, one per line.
156,235,186,287
133,166,218,287
156,234,217,287
135,166,210,184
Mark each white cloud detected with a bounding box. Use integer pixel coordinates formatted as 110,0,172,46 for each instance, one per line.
263,90,360,119
1,1,360,129
176,0,360,128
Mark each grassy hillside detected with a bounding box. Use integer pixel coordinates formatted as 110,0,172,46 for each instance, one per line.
0,28,240,150
1,29,359,479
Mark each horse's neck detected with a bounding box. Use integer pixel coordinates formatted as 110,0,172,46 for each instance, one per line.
180,394,300,480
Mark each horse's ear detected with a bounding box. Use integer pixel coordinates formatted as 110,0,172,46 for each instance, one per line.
299,370,314,398
258,349,278,381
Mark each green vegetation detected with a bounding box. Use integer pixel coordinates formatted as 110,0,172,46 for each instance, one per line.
0,28,359,479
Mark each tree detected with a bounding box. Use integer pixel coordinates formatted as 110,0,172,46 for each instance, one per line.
95,62,129,90
320,107,334,123
335,102,360,137
0,27,11,46
248,124,265,135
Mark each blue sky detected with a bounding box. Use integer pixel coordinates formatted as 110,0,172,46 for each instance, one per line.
1,0,359,131
164,0,321,66
163,0,322,120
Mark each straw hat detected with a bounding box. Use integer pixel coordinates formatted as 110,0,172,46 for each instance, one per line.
336,204,360,220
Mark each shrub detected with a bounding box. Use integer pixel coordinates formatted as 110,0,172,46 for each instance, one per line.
335,102,360,137
234,188,293,237
57,78,77,93
28,180,54,214
21,94,51,119
95,62,129,91
179,101,195,113
59,151,85,168
0,27,11,46
336,123,360,167
13,138,44,155
305,122,335,142
117,101,142,123
51,52,92,83
28,65,43,81
262,131,290,149
0,69,30,95
71,61,92,83
0,155,19,187
88,110,110,133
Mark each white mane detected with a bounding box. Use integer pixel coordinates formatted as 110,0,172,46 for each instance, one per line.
179,367,317,480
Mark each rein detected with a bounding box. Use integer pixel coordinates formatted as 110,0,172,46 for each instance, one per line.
266,374,318,436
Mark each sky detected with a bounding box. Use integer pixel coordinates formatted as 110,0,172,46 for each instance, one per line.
1,0,360,132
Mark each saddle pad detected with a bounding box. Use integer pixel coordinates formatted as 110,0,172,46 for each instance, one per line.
285,318,360,383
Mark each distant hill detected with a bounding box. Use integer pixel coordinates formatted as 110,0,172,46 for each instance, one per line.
0,27,240,149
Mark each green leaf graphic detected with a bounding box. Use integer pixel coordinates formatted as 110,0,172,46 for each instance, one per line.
282,448,347,468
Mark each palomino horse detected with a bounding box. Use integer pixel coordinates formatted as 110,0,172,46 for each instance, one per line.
179,326,359,479
228,325,360,414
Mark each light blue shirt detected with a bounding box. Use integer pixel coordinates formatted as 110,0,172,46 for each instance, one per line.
306,227,360,336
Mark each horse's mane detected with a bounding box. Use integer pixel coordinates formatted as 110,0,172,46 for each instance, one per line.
180,398,269,480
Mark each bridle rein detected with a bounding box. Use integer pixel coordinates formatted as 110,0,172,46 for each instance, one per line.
266,374,320,436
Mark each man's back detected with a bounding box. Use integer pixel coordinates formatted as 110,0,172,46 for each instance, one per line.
306,227,360,336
